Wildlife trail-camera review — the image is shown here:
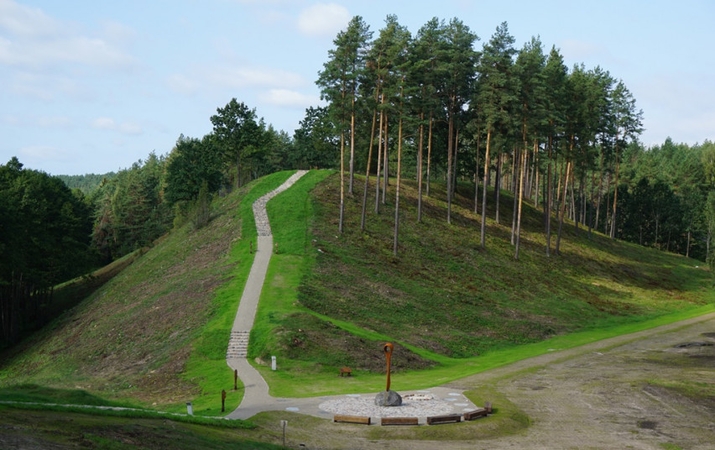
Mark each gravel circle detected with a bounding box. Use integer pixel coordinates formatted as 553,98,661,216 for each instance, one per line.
318,392,473,418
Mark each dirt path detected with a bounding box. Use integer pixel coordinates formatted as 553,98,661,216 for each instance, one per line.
341,311,715,449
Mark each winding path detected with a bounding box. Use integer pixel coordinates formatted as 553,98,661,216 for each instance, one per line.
223,170,478,422
224,170,310,419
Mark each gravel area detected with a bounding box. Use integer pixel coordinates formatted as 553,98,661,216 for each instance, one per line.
318,390,477,419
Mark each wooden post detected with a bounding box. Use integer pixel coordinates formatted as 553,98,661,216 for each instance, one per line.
221,389,226,412
383,343,394,391
249,241,253,254
234,369,238,390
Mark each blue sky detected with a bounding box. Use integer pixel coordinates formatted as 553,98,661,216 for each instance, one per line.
1,0,713,175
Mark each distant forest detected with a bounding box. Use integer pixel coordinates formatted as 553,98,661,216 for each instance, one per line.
2,16,715,347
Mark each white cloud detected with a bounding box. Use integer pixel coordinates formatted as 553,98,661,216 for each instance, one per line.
207,66,306,89
559,39,604,61
297,3,350,37
260,88,320,107
92,117,115,130
91,117,143,135
167,74,199,95
19,145,70,162
0,0,59,38
0,0,135,69
118,121,143,135
37,115,73,128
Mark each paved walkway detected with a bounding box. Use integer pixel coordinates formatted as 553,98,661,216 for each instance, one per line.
224,170,478,421
225,170,307,419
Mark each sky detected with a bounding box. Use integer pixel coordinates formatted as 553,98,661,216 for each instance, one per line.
1,0,713,176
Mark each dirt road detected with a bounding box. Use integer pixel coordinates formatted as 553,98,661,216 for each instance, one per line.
277,312,715,449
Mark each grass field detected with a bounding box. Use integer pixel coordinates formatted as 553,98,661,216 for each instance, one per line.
0,169,712,445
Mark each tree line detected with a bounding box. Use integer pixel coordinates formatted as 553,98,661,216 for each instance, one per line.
2,16,714,345
314,15,714,264
0,97,332,346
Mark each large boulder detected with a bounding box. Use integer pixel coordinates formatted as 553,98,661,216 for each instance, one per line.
374,390,402,407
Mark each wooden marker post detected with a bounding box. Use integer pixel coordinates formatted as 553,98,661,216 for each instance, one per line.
234,369,238,390
221,389,226,412
384,343,394,391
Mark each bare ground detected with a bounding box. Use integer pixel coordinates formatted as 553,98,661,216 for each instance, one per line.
256,312,715,449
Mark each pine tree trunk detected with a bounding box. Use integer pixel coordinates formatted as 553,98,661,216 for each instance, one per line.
495,153,502,224
339,131,345,233
555,159,572,255
452,128,459,199
417,115,424,223
446,111,454,225
610,142,621,239
382,116,389,205
375,105,384,215
545,136,553,257
394,113,403,256
532,141,539,207
349,100,356,195
426,114,433,197
515,146,527,260
361,108,378,230
480,128,492,248
474,131,481,214
511,147,519,245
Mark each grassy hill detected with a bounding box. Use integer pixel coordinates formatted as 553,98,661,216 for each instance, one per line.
0,169,712,413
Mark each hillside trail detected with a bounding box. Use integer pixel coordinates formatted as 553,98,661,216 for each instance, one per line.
224,169,715,448
225,169,316,420
223,170,479,421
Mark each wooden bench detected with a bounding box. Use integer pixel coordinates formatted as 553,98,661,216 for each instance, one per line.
426,413,461,425
463,408,488,421
338,367,352,377
333,414,371,425
380,417,419,426
464,402,493,421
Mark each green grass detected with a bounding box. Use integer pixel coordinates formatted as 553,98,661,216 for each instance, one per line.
0,172,299,417
0,406,279,449
176,171,300,416
246,172,714,397
1,168,713,445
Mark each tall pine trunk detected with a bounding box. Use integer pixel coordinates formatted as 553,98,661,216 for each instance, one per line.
382,116,389,205
610,142,621,239
349,98,356,195
417,114,424,223
495,154,502,224
394,110,404,255
515,145,527,260
375,99,385,214
361,108,378,230
480,128,492,248
545,136,553,257
555,159,572,254
426,114,434,197
473,131,481,214
511,147,519,245
339,130,345,233
446,110,454,224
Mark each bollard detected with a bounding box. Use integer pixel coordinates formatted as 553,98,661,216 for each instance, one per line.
280,420,288,447
271,355,277,371
186,402,193,416
234,369,238,390
221,389,226,412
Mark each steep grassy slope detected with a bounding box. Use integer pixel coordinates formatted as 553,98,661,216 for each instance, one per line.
0,172,296,413
252,172,713,394
0,169,712,409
